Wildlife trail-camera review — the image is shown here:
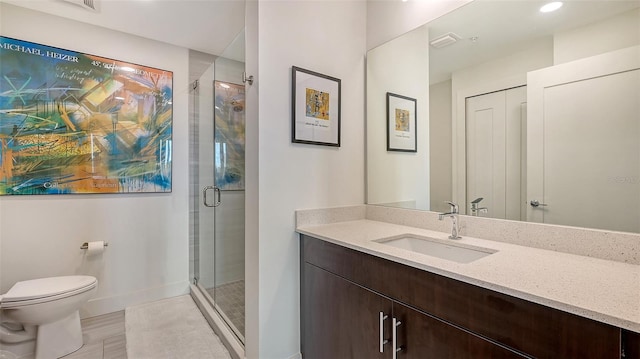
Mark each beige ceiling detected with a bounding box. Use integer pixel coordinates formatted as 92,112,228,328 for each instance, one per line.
1,0,245,57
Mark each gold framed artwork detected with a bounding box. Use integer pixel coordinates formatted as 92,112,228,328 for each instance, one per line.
291,66,341,147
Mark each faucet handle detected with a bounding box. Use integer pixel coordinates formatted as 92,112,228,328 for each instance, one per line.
445,201,459,214
470,197,484,211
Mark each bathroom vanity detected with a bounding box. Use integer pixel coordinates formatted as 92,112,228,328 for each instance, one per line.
297,207,640,358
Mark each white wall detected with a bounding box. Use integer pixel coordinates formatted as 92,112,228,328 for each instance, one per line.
451,37,553,94
367,25,430,209
253,1,366,357
554,8,640,64
429,80,452,213
0,4,190,316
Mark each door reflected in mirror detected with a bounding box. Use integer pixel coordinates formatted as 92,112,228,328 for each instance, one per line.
366,0,640,234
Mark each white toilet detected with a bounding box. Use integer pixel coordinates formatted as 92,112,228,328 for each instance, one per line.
0,276,97,359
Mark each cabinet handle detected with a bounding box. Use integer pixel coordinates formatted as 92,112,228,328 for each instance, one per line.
379,312,389,353
392,317,402,359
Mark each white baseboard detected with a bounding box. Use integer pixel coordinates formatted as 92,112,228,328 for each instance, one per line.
80,280,190,318
286,353,302,359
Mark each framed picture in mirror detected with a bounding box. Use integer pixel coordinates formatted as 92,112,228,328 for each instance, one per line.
291,66,341,147
386,92,417,152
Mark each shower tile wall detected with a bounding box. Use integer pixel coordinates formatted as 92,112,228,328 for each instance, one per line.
210,190,245,339
215,191,245,285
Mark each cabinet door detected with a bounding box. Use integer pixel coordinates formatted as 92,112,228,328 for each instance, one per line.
623,330,640,359
393,302,526,358
302,263,393,359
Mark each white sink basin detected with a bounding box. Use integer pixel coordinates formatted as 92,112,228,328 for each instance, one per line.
376,234,496,263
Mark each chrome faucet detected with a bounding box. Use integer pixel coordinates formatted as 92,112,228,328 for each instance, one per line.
470,197,489,217
438,201,461,239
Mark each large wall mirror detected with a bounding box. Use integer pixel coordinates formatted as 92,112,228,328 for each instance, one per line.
366,0,640,234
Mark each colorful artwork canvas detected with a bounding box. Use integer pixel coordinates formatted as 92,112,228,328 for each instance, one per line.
395,109,410,131
305,88,330,120
214,81,245,190
0,37,173,195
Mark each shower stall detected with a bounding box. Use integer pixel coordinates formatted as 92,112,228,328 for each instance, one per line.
189,30,246,350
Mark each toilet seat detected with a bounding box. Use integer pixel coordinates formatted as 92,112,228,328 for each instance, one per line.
1,276,97,309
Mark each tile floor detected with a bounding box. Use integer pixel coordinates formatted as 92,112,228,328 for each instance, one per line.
206,280,245,338
125,295,230,359
5,291,242,359
63,311,127,359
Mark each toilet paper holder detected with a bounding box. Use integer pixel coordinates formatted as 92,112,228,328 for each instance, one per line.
80,242,109,249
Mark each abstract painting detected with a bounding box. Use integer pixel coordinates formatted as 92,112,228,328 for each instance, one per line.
395,109,410,131
305,88,329,120
214,81,245,190
0,37,173,195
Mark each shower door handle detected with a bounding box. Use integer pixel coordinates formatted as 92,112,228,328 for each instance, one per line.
203,186,222,207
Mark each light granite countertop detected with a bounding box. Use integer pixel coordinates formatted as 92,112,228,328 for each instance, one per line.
297,219,640,333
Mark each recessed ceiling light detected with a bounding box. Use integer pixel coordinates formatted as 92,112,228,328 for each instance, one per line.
540,2,563,13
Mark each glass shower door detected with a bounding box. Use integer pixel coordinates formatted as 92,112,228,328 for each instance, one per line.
211,44,246,342
191,30,246,344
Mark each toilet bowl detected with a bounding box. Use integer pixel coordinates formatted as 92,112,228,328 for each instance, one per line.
0,276,97,359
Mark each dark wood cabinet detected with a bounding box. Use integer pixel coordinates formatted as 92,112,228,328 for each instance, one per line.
302,262,520,359
623,330,640,359
393,301,523,358
301,234,635,359
302,263,391,359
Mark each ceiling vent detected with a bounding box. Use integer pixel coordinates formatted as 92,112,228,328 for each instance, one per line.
60,0,100,12
429,32,461,49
